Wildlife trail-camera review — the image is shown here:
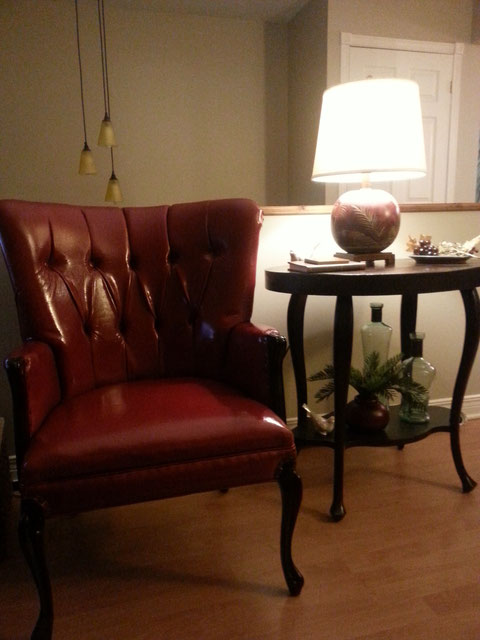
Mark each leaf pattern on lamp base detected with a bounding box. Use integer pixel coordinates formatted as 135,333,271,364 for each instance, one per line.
331,191,400,254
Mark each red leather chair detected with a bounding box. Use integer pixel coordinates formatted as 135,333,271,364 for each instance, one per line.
0,198,303,639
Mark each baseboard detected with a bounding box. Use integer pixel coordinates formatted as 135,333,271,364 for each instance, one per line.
287,393,480,428
429,393,480,419
462,394,480,418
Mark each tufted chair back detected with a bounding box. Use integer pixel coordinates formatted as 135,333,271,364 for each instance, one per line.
0,199,261,400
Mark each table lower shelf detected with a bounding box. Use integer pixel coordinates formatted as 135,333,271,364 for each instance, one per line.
294,405,454,449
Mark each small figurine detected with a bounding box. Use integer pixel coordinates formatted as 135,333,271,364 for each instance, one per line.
405,235,418,253
302,403,335,435
461,234,480,254
290,250,301,262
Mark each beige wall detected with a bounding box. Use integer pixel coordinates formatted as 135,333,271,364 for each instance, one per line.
0,0,267,207
264,22,289,204
456,43,480,200
473,0,480,43
287,0,328,205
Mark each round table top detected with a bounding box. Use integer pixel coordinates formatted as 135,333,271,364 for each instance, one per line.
265,258,480,297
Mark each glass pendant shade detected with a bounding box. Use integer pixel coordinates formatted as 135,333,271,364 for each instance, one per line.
105,172,122,203
78,143,96,175
98,115,117,147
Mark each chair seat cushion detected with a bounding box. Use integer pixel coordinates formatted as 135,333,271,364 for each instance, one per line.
21,379,295,515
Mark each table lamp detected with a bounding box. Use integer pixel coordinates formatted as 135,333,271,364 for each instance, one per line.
312,78,426,263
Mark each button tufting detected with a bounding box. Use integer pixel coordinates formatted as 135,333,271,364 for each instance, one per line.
206,248,219,261
88,253,100,269
208,243,224,258
167,250,179,265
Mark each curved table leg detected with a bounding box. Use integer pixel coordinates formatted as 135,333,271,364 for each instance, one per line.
449,288,480,492
398,293,418,450
331,295,353,521
287,294,308,433
400,293,418,357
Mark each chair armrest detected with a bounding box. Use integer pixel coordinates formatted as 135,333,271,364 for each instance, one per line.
4,341,61,466
224,322,287,420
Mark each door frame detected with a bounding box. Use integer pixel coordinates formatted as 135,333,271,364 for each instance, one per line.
340,32,464,202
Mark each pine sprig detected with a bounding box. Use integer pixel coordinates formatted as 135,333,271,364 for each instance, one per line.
309,351,427,407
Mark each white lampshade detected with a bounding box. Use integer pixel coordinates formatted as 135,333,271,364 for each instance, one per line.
312,78,426,184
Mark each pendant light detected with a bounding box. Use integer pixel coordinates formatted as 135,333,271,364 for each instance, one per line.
97,0,122,202
105,148,123,203
75,0,96,175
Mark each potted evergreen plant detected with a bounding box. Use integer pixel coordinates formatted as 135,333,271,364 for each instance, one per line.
309,351,427,431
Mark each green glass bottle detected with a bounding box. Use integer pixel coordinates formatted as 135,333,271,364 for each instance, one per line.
399,332,436,423
361,303,392,408
361,303,392,364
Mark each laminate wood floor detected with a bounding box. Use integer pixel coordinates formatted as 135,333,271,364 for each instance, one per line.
1,421,480,639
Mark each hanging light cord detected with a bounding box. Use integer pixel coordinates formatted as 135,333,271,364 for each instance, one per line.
98,0,117,177
75,0,88,144
98,0,111,117
110,147,116,177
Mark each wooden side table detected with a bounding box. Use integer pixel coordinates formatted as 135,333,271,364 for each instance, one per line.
266,259,480,520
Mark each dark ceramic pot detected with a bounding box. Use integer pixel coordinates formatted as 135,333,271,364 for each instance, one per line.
345,394,389,431
331,188,400,254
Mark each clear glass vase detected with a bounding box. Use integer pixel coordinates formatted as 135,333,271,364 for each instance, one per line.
399,332,436,423
361,302,392,364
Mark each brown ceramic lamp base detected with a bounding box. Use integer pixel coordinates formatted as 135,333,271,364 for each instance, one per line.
331,187,400,255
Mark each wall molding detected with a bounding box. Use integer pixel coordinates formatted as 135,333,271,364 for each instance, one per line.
261,203,480,216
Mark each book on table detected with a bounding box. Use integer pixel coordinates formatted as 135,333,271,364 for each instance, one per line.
288,259,367,273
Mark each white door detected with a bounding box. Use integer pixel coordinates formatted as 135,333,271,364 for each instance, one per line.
341,34,463,203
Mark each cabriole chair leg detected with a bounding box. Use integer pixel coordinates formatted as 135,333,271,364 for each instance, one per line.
18,500,53,640
277,462,304,596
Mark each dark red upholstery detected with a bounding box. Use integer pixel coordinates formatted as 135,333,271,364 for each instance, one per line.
0,198,303,638
20,377,293,515
1,200,265,397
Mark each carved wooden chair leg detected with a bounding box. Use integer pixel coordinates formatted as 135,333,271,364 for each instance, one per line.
277,462,304,596
18,500,53,640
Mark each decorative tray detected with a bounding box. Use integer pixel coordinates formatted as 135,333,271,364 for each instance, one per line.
409,254,472,264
